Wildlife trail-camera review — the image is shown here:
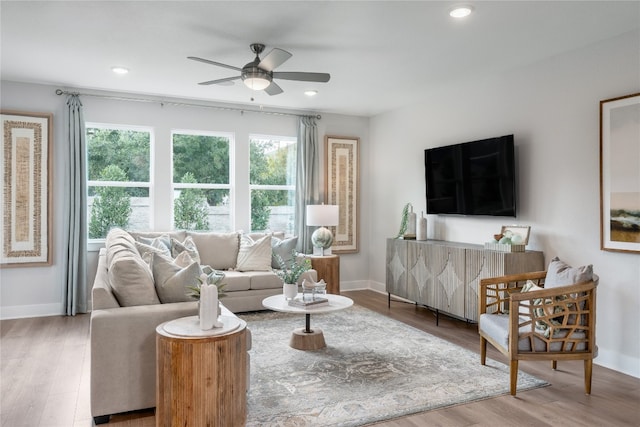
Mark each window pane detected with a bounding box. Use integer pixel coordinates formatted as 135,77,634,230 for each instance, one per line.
88,186,150,238
173,133,230,184
251,189,295,235
250,138,296,186
87,128,150,181
173,188,231,232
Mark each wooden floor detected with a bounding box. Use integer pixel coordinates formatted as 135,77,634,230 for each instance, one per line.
1,289,638,426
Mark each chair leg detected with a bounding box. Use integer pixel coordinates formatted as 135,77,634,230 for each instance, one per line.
480,336,487,365
584,359,593,395
510,360,518,396
552,360,557,370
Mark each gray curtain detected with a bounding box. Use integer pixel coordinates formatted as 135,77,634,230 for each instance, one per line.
295,116,320,254
63,94,88,315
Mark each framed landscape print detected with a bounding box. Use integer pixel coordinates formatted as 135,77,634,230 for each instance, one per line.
1,111,53,266
325,135,359,253
600,93,640,253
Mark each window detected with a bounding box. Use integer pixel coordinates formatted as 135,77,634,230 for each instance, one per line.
86,125,152,239
249,135,297,235
172,131,232,231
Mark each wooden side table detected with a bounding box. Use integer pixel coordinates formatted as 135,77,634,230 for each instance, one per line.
309,254,340,294
156,316,247,427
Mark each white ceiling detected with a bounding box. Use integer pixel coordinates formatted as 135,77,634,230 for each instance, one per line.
1,1,639,117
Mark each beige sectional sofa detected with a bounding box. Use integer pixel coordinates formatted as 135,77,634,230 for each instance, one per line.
90,228,316,424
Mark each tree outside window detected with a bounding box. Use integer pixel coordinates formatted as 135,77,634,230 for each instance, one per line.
249,135,296,234
172,131,232,231
86,125,151,239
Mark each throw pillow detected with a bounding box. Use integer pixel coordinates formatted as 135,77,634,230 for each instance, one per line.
520,280,571,338
134,234,172,253
236,235,272,272
151,252,202,303
271,236,299,269
171,236,201,265
135,239,172,264
108,252,160,306
188,231,240,270
545,256,593,288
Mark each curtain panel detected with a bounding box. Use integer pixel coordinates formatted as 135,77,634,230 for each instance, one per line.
295,116,320,254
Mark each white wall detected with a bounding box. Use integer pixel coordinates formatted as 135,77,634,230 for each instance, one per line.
368,30,640,377
0,81,369,318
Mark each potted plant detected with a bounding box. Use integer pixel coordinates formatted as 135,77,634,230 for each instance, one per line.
274,250,311,300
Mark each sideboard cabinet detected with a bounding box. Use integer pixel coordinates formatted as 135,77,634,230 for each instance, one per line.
386,238,544,322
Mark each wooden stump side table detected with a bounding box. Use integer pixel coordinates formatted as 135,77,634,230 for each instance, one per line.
156,316,247,427
309,254,340,294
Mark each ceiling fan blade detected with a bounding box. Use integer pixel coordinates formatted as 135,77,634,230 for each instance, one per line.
198,76,241,85
187,56,242,72
272,72,331,83
264,81,283,96
258,48,292,72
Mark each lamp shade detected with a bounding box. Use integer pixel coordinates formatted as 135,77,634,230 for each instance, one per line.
306,205,339,226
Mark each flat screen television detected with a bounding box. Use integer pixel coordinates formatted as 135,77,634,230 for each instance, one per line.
425,134,516,217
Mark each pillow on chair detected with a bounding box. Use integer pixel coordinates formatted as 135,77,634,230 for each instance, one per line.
545,257,593,288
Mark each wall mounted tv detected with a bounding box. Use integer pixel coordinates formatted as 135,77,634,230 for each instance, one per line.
425,134,516,217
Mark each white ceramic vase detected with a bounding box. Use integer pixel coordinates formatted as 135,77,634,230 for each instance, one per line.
283,283,298,300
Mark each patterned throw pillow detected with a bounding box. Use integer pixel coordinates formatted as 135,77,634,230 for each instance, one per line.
236,235,272,272
171,236,201,265
271,236,299,269
520,280,572,338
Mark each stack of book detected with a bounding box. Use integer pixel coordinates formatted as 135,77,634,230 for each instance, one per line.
288,297,329,308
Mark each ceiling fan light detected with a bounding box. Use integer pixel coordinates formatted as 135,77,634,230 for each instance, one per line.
304,90,318,97
243,76,271,91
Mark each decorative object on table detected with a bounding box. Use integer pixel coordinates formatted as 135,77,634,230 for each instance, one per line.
186,270,227,300
306,204,339,255
395,202,411,238
600,92,640,254
325,135,359,253
274,251,312,299
288,295,329,308
283,282,298,301
405,205,417,239
484,225,531,252
1,111,53,267
300,278,327,303
199,283,223,330
416,211,428,241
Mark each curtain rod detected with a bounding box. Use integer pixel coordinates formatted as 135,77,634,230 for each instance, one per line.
55,89,321,120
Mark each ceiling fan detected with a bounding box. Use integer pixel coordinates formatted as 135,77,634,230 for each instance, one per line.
188,43,330,96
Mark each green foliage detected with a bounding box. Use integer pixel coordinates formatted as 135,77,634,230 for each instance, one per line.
396,202,412,238
87,128,150,197
173,133,229,205
274,251,311,284
89,165,132,239
251,190,271,231
186,271,227,300
174,172,210,230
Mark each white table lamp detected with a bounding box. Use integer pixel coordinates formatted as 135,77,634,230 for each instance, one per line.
306,204,339,255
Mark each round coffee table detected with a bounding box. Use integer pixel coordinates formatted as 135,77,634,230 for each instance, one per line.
262,293,353,350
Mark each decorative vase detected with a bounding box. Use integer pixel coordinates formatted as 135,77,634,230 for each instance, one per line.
283,282,298,300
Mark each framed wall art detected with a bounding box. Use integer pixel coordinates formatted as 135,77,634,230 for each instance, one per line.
600,93,640,254
1,111,53,267
325,135,359,253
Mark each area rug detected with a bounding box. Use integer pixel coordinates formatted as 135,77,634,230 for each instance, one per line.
239,305,548,427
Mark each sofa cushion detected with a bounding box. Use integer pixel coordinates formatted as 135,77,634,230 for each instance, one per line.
151,253,201,303
188,231,240,270
171,236,201,265
129,230,187,245
545,257,593,288
218,270,251,292
246,271,284,290
106,228,160,307
271,236,298,269
236,235,272,272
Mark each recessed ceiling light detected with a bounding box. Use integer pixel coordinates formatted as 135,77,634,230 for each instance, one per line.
304,90,318,97
111,66,129,75
449,5,474,18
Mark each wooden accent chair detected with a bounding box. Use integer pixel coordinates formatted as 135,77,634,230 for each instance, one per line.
478,269,598,396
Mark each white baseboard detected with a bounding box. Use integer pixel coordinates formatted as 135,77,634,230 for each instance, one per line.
1,303,65,320
595,348,640,378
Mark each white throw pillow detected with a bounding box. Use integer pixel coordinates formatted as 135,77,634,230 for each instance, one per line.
271,236,299,269
171,236,201,265
236,235,272,272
